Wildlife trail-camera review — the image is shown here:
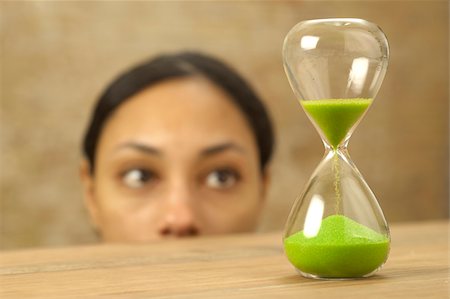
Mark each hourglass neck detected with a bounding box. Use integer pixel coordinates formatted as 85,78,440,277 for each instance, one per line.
323,139,350,154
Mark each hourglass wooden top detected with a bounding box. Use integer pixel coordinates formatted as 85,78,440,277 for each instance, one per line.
301,98,372,149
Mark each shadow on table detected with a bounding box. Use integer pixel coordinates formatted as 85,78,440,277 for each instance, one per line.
277,265,449,286
276,273,389,286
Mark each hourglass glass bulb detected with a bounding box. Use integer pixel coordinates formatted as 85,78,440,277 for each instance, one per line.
283,18,389,149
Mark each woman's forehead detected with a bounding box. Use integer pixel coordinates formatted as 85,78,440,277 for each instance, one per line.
113,77,243,125
97,77,258,155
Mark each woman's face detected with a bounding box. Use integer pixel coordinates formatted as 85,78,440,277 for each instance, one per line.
81,77,269,242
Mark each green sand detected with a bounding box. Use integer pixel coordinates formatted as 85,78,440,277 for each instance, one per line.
301,98,372,149
284,215,389,278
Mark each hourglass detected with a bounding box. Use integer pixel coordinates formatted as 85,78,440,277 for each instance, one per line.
282,18,390,279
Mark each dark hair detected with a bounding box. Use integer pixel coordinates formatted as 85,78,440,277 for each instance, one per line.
82,52,275,174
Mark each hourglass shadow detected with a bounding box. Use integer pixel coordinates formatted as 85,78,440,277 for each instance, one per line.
276,272,389,286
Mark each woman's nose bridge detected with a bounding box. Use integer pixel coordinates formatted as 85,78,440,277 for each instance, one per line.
165,178,196,223
167,175,193,201
158,177,200,237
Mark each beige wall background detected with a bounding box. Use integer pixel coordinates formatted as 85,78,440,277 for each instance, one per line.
1,1,448,250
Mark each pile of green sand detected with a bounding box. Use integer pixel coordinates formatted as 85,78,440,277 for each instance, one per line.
301,98,372,149
284,215,389,278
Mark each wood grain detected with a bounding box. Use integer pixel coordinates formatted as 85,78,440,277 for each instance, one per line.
0,220,448,299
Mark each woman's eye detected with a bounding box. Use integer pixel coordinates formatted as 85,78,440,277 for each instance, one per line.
205,169,240,189
121,169,154,189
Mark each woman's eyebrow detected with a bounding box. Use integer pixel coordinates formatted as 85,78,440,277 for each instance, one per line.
115,142,162,156
200,143,246,157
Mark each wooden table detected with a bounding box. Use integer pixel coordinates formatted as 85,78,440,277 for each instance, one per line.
0,220,448,298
